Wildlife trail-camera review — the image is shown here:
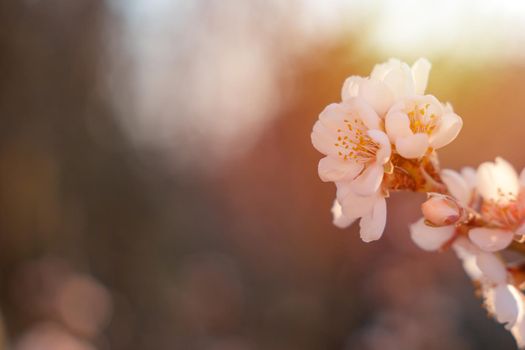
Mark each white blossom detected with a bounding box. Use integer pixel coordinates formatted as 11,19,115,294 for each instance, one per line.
477,157,520,205
341,58,431,116
468,158,525,252
385,95,463,159
411,168,475,250
311,98,391,196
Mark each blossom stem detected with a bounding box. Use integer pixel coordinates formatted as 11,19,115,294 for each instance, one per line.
384,152,446,194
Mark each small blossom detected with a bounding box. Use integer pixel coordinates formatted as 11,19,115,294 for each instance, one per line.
410,168,475,251
421,193,463,226
385,95,463,159
477,157,520,205
468,158,525,251
372,58,432,97
311,98,391,196
341,58,431,116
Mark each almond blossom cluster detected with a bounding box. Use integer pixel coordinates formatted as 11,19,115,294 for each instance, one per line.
413,158,525,347
311,58,525,348
312,58,462,242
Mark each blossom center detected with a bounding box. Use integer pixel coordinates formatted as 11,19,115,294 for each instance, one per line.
334,118,379,163
482,191,525,229
407,103,438,135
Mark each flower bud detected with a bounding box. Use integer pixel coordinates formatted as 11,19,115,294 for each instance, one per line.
421,193,463,226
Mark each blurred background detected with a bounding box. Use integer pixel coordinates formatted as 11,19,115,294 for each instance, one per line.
1,0,525,349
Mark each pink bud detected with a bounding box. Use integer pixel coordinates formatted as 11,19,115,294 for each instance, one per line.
421,194,463,226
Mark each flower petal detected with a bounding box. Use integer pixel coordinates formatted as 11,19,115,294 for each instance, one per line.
318,156,363,182
453,236,482,259
311,121,334,155
520,167,525,187
443,102,454,114
411,58,431,94
358,78,394,117
511,312,525,349
475,253,508,284
477,158,519,202
349,163,384,196
341,76,363,101
488,284,522,329
469,227,514,252
441,169,471,206
383,63,415,99
495,157,520,192
331,199,356,228
318,103,346,130
385,108,412,142
336,185,379,220
422,94,444,115
359,196,387,242
340,98,381,130
371,59,401,81
452,237,483,280
395,133,429,159
410,218,455,251
312,101,381,157
429,112,463,149
460,167,477,187
476,162,498,202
